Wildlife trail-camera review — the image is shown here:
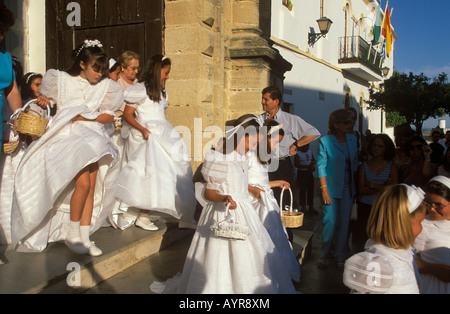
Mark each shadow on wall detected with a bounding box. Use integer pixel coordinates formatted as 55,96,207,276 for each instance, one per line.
282,82,371,154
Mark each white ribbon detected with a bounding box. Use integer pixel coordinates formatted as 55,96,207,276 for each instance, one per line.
224,116,259,140
400,184,425,213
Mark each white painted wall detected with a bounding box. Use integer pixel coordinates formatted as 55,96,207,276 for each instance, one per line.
4,0,46,75
271,0,396,152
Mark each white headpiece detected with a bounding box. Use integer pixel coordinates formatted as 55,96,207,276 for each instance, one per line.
76,39,103,57
225,116,259,140
268,124,283,136
109,58,117,70
429,175,450,189
162,56,168,62
400,184,425,213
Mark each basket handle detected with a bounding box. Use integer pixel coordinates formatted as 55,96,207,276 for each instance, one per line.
22,99,51,118
279,187,293,212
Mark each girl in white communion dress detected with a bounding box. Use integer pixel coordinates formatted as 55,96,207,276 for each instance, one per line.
11,40,124,256
151,114,297,294
247,119,301,283
114,55,197,231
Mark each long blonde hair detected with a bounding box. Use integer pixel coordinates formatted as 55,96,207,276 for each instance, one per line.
367,184,424,249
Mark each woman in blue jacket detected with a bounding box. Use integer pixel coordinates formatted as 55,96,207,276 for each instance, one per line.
316,109,359,269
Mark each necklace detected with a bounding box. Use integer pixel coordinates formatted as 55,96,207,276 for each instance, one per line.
78,76,90,101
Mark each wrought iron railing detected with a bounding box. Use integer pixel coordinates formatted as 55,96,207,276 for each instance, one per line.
338,36,383,75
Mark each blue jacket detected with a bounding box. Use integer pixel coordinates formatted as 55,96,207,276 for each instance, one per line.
316,134,359,199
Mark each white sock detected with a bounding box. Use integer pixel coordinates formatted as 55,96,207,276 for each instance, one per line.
80,225,91,244
68,220,81,242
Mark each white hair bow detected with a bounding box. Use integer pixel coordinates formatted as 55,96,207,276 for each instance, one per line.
400,184,425,213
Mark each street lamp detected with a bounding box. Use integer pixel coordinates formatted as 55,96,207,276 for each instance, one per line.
308,17,333,46
382,66,390,77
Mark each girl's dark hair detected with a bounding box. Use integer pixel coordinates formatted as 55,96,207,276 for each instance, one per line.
217,114,260,155
67,42,108,77
426,180,450,202
21,72,43,99
138,54,171,102
0,4,15,31
368,133,396,160
256,119,285,164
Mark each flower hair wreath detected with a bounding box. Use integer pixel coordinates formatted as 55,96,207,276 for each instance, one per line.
75,39,103,57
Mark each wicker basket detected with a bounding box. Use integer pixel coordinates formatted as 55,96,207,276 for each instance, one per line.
15,99,50,137
280,187,304,228
2,140,19,154
211,203,250,240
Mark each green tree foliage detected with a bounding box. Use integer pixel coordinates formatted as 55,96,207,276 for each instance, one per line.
367,71,449,135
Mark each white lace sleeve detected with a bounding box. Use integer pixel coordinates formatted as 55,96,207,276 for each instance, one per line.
100,80,124,116
40,69,60,102
123,83,147,109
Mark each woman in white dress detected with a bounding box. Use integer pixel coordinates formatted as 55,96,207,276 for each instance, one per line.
343,184,427,294
115,55,196,230
151,114,297,294
11,40,124,256
414,176,450,294
247,119,300,282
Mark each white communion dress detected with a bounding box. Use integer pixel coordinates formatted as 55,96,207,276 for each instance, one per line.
247,150,301,282
151,149,297,294
11,69,123,252
114,83,196,224
344,239,420,294
0,142,27,245
414,217,450,294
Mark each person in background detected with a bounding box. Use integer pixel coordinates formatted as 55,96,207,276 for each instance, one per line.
414,176,450,294
0,4,22,150
393,124,414,169
294,143,317,216
354,134,398,252
400,135,435,189
259,86,320,209
316,108,359,269
429,130,445,165
108,58,120,82
343,184,427,294
437,149,450,177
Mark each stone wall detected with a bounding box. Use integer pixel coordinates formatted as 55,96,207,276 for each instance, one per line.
164,0,291,171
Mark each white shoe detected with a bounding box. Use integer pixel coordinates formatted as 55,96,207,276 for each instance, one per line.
84,241,103,257
65,238,89,255
136,214,159,231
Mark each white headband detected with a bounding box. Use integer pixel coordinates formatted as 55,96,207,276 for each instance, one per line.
429,175,450,189
225,116,259,140
26,72,39,85
162,56,168,62
400,184,425,213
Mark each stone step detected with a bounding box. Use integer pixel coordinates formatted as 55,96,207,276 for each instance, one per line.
0,219,193,294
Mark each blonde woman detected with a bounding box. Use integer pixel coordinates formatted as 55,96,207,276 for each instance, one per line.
343,184,427,294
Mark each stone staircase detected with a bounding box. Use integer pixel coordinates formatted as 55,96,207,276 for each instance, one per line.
0,215,313,294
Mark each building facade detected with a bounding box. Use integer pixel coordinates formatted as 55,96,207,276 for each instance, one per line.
3,0,396,170
270,0,396,153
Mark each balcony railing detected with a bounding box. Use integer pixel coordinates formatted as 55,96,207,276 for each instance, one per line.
338,36,383,76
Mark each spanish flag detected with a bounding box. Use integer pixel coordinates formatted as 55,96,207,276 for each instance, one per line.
382,2,392,57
